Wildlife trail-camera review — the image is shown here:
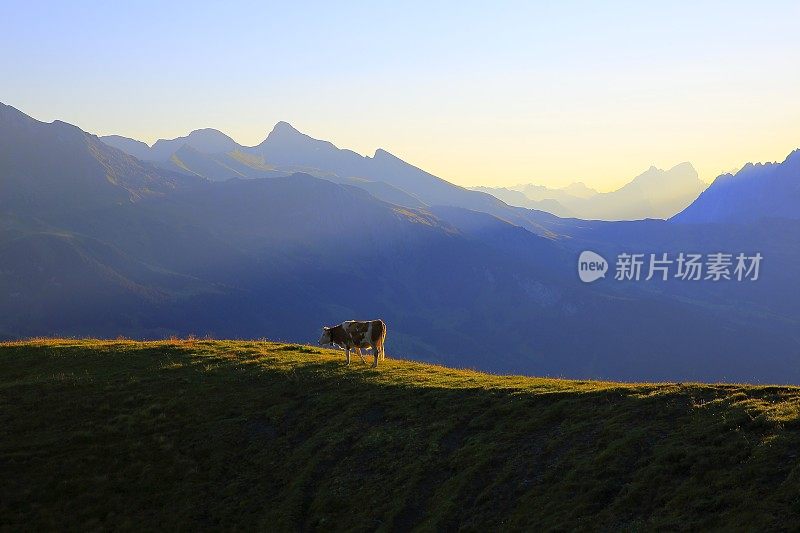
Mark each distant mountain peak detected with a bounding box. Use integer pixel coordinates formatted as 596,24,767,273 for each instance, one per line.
631,162,698,186
153,128,235,147
561,182,598,198
186,127,231,139
672,161,695,171
269,121,301,137
261,121,318,148
142,128,238,160
373,148,397,160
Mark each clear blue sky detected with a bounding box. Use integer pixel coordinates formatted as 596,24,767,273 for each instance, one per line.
3,0,799,189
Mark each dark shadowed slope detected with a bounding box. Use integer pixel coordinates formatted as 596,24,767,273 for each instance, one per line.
3,339,800,530
0,102,199,215
0,233,216,340
338,177,429,209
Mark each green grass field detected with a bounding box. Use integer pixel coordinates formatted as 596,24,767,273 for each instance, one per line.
2,339,800,530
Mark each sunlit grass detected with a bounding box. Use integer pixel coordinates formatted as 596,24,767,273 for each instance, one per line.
2,338,800,529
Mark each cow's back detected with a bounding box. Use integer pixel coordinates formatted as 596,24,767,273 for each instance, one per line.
342,320,385,348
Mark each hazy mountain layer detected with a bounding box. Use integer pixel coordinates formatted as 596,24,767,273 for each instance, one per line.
475,163,708,221
471,186,573,216
4,102,800,382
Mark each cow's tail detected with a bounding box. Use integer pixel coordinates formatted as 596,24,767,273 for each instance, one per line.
378,319,387,361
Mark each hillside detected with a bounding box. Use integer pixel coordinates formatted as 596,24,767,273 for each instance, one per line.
2,339,800,530
0,102,198,214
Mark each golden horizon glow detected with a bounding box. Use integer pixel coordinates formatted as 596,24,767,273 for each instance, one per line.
3,1,799,191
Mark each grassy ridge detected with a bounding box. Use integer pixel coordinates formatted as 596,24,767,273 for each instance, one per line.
2,339,800,530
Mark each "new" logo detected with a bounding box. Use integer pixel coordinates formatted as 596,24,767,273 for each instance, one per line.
578,251,608,283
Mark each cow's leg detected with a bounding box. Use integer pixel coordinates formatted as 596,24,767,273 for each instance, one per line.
345,348,351,366
372,345,379,368
355,347,368,365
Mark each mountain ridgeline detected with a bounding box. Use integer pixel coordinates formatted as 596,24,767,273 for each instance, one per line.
672,150,800,223
2,101,800,383
101,122,508,213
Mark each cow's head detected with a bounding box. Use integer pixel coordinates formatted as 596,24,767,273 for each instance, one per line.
319,326,333,346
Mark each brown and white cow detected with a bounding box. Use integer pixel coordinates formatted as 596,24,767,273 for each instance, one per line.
319,319,387,367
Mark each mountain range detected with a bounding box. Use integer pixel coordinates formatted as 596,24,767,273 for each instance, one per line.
2,101,799,383
103,121,562,237
474,163,708,220
101,123,507,211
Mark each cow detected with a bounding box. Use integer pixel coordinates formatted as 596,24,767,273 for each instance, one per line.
319,319,387,367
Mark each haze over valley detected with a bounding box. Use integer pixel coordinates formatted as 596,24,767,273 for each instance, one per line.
2,101,799,383
473,163,709,220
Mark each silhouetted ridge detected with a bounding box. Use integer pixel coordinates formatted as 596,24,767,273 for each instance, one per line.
673,148,800,223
